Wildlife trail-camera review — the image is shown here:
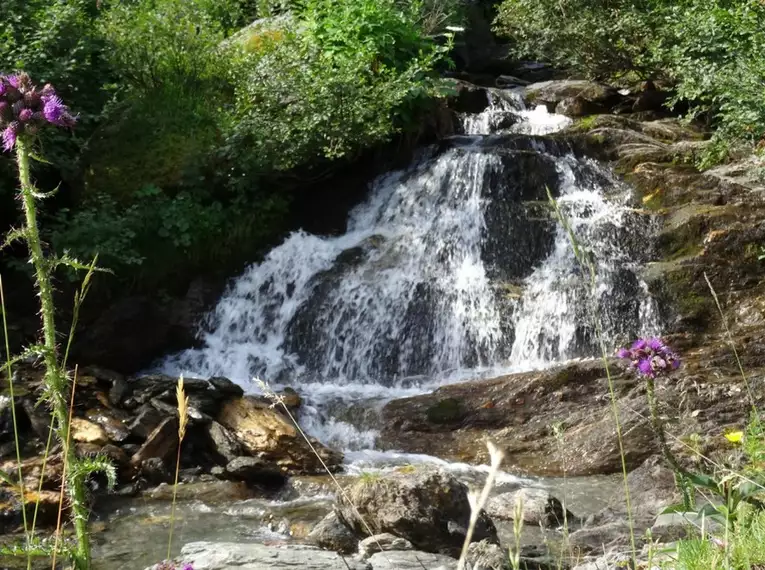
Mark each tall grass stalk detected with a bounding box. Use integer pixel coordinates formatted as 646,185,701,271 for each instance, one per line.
551,422,570,569
457,441,504,570
0,275,31,564
167,376,189,562
508,497,524,570
703,272,759,420
546,186,637,567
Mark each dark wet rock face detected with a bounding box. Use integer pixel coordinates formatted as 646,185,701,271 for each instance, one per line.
336,468,497,557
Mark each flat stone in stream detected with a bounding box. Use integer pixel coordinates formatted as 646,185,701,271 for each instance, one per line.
368,550,457,570
164,542,370,570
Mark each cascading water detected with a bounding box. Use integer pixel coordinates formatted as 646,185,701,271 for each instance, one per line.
160,92,660,457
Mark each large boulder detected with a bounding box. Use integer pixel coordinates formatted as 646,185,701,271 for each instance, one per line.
379,361,656,476
335,468,497,556
217,396,343,474
524,80,622,114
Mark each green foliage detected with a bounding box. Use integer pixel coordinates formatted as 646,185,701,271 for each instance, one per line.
494,0,658,80
674,507,765,569
100,0,225,95
1,0,453,293
494,0,765,158
225,0,451,182
0,0,110,116
661,416,765,530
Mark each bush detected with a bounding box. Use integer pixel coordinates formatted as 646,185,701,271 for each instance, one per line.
225,0,451,184
494,0,659,80
494,0,765,156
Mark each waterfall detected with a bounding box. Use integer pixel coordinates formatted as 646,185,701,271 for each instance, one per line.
160,92,659,452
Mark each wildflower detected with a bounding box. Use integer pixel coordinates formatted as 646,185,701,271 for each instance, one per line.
2,123,18,152
0,72,76,151
724,431,744,444
616,337,680,378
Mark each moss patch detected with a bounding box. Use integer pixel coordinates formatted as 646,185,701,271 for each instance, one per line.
426,398,465,424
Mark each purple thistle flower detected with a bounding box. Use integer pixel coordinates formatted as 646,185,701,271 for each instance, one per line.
0,71,76,152
617,337,681,379
637,358,654,377
181,564,194,570
2,123,18,151
647,338,666,351
43,94,76,126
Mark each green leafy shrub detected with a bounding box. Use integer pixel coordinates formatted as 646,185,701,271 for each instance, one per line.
494,0,659,80
225,0,451,183
494,0,765,161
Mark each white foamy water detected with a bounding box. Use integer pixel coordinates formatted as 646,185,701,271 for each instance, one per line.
159,94,658,463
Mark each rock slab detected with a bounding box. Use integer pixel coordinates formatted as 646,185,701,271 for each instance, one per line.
171,542,370,570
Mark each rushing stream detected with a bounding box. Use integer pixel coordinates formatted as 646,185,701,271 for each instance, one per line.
89,87,663,569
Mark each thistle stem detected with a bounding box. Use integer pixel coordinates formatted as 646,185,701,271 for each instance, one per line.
645,376,684,475
16,138,91,569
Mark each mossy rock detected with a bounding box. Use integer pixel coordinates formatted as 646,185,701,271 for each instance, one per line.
645,263,715,332
426,398,466,424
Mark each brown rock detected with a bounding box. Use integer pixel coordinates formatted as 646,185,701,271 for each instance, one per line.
145,479,254,503
70,417,110,445
0,488,60,532
218,397,342,474
279,388,302,411
307,511,358,554
128,404,164,440
130,417,178,467
207,420,244,463
85,407,131,442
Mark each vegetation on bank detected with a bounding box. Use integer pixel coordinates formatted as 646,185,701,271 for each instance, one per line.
0,0,457,291
494,0,765,167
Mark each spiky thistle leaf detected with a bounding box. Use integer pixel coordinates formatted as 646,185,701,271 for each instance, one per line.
1,227,27,251
71,454,117,490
